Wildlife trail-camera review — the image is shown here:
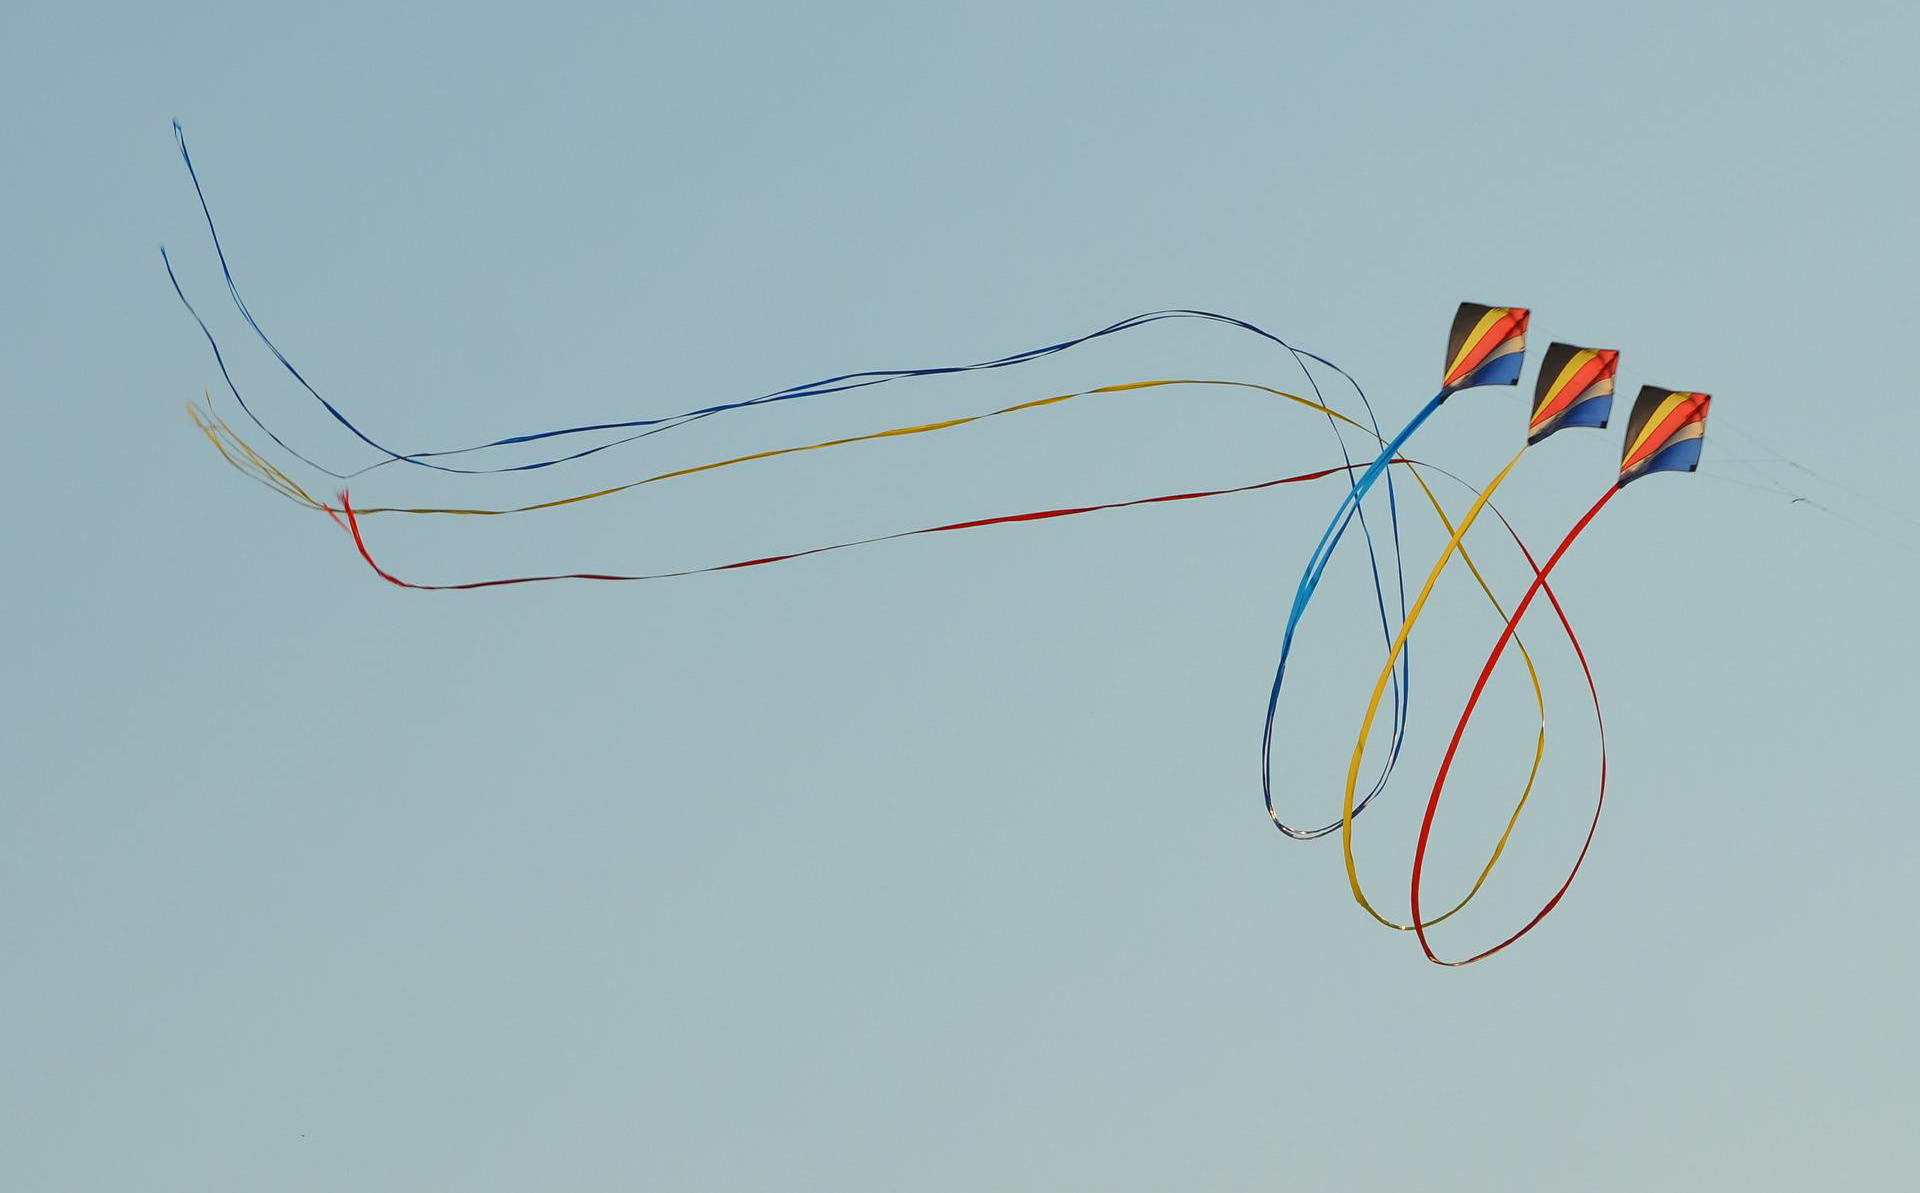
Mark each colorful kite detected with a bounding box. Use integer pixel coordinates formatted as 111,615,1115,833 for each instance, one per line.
1443,303,1531,391
1529,343,1619,443
1619,386,1711,485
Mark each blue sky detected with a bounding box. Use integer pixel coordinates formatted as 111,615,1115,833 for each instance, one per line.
5,2,1917,1188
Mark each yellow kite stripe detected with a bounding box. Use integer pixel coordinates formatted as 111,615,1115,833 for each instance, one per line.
1622,391,1694,466
1444,307,1510,382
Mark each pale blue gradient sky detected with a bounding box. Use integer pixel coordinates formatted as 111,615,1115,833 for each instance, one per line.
5,2,1918,1188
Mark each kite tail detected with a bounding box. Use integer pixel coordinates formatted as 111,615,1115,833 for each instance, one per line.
1263,388,1451,839
1411,483,1619,966
170,119,1360,478
333,464,1388,592
1337,444,1539,931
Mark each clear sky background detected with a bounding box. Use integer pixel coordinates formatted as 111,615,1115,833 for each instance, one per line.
6,1,1917,1188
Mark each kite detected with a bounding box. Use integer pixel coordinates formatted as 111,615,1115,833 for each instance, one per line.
1618,386,1710,485
1529,343,1619,444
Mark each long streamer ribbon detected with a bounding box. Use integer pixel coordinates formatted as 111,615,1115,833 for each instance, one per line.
183,362,1422,828
333,466,1389,590
166,121,1437,831
201,370,1572,876
1411,485,1618,965
1338,446,1536,930
208,383,1575,930
192,379,1385,518
1263,388,1452,839
168,123,1380,481
330,458,1516,602
164,126,1653,960
330,452,1567,937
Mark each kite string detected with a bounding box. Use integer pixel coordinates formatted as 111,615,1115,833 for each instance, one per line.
1615,358,1912,539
